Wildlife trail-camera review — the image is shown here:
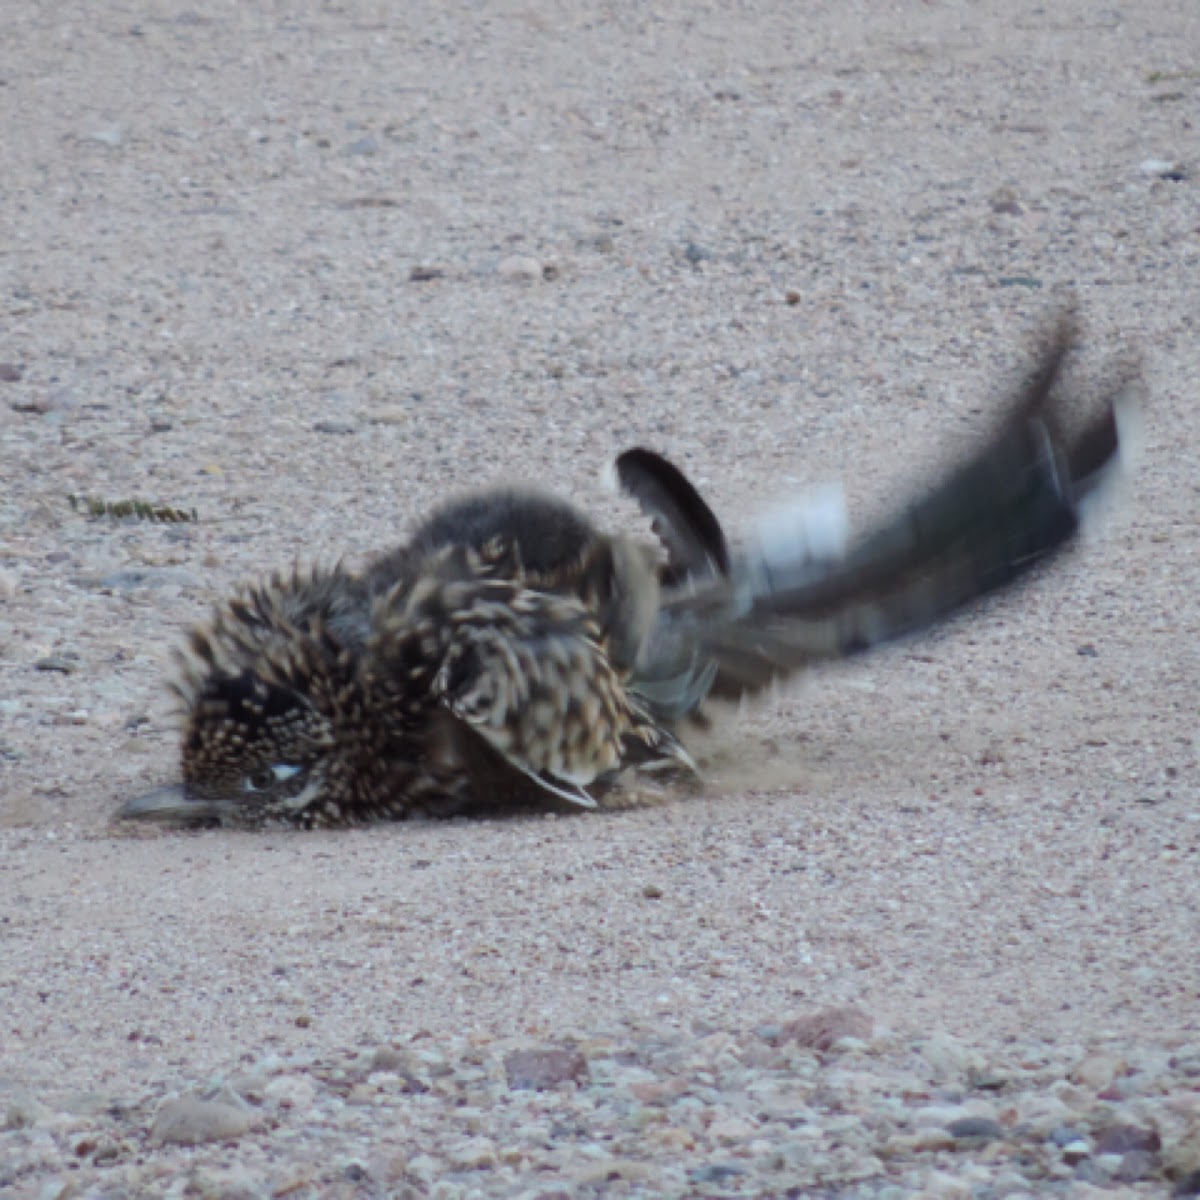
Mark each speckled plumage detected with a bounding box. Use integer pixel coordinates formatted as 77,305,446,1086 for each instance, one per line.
119,317,1137,830
125,490,686,828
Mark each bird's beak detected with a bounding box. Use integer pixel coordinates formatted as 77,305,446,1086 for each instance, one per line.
115,784,229,826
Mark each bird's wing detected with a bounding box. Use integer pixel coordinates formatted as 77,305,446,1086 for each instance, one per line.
405,578,632,799
613,446,732,583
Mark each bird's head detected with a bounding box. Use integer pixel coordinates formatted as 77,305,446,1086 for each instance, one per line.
117,578,363,829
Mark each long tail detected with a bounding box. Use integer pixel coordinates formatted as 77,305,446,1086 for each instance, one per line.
624,315,1138,717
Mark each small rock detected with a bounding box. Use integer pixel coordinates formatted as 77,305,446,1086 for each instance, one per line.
184,1165,270,1200
882,1129,955,1156
989,186,1024,215
12,388,76,414
966,1066,1009,1090
916,1032,984,1080
405,1154,441,1185
688,1163,745,1182
446,1136,496,1170
34,655,78,674
346,1084,376,1106
496,254,544,283
410,265,446,281
708,1115,756,1143
684,241,711,265
1018,1094,1074,1134
263,1074,317,1111
203,1084,250,1112
371,1046,411,1073
1066,1183,1116,1200
345,135,380,156
629,1078,686,1105
913,1104,974,1129
367,405,409,425
150,1096,252,1145
781,1006,873,1052
1115,1149,1160,1182
61,1091,109,1116
504,1045,588,1091
947,1116,1005,1143
1071,1053,1122,1090
830,1035,869,1054
918,1171,972,1199
4,1095,46,1129
1095,1122,1162,1155
1061,1138,1092,1165
1075,1157,1116,1186
0,363,23,382
1139,158,1186,179
1174,1169,1200,1197
1049,1125,1089,1147
642,883,663,899
313,419,357,435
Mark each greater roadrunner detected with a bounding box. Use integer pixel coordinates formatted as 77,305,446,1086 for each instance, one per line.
118,318,1136,829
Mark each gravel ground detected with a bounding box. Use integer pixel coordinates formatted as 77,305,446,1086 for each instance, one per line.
2,2,1199,1196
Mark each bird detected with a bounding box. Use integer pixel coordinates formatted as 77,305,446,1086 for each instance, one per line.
117,315,1136,830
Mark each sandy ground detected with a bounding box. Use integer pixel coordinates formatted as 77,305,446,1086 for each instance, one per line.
2,2,1199,1195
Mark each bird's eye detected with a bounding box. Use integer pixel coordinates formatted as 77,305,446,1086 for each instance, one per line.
244,764,301,793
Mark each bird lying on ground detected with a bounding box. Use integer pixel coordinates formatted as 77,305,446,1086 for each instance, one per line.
117,315,1136,829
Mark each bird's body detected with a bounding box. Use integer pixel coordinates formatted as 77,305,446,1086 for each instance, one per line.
119,317,1137,829
127,490,688,827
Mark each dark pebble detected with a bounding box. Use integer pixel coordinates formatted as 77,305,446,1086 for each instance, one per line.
313,419,357,435
688,1164,745,1182
35,655,78,674
947,1116,1005,1142
966,1066,1008,1090
1175,1170,1200,1198
0,363,23,382
1095,1122,1162,1155
370,1046,407,1072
